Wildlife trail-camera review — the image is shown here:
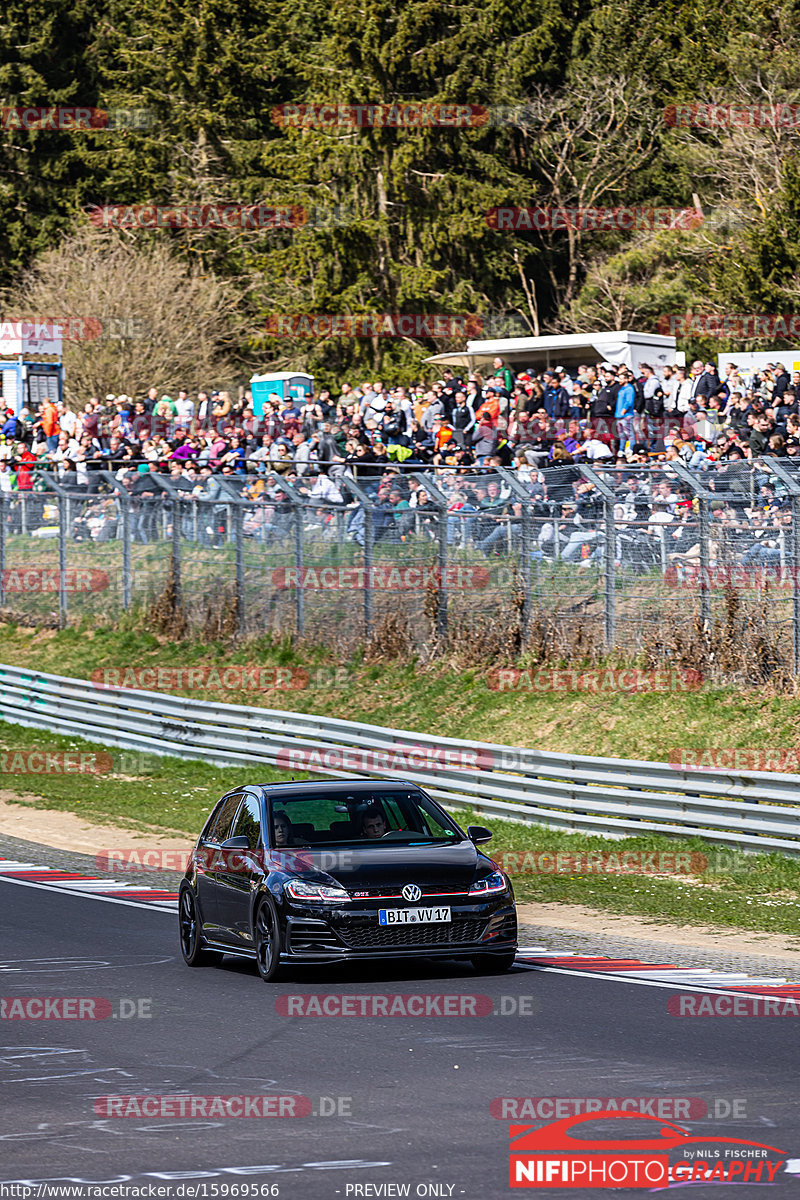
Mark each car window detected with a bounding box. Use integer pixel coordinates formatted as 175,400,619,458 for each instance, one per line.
229,794,262,849
206,793,243,844
267,789,461,845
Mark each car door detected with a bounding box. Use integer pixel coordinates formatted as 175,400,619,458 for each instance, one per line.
214,792,264,947
195,792,245,941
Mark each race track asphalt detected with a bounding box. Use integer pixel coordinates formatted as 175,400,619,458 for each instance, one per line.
1,880,799,1197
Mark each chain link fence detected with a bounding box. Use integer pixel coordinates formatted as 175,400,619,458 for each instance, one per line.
2,459,800,674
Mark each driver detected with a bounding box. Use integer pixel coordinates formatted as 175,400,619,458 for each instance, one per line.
361,806,388,839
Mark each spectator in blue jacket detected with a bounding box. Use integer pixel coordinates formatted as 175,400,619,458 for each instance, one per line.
615,370,636,452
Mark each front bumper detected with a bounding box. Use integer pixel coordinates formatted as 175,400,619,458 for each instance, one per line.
281,897,517,964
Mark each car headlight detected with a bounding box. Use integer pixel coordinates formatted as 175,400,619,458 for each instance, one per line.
285,880,351,903
469,870,508,897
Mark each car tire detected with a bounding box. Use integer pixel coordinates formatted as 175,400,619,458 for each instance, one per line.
179,885,222,967
471,951,516,974
254,897,284,982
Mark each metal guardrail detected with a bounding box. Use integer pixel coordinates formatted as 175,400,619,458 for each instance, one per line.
0,662,798,853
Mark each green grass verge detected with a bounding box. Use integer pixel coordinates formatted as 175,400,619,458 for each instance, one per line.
1,718,798,937
2,622,800,762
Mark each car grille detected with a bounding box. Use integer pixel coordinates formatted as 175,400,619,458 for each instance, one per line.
338,918,487,949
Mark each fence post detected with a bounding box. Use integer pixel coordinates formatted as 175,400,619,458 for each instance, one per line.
121,490,132,611
497,465,532,640
671,461,714,633
234,503,245,634
171,497,182,609
762,458,800,675
421,473,450,639
0,493,5,610
342,477,376,636
57,494,68,628
294,502,305,636
577,464,616,651
698,495,711,629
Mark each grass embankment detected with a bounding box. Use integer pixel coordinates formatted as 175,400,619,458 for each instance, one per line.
1,622,799,760
2,618,800,935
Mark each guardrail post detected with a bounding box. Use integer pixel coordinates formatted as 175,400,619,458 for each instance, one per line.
57,494,68,628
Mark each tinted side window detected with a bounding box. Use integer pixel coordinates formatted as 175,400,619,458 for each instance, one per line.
230,794,262,849
206,794,243,843
200,797,227,842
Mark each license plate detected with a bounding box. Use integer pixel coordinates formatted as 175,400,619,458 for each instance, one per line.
378,907,451,925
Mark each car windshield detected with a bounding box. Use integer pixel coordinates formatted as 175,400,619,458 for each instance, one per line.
268,788,462,847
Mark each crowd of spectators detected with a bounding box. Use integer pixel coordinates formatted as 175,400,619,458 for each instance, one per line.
1,356,798,568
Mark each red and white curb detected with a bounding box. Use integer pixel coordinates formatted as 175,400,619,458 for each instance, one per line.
516,945,800,1000
0,857,178,910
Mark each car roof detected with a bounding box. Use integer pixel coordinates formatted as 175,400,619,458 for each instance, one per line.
261,778,422,795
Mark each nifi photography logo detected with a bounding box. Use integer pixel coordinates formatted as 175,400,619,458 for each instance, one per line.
508,1110,788,1188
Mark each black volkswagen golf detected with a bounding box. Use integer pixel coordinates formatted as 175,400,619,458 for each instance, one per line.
179,779,517,980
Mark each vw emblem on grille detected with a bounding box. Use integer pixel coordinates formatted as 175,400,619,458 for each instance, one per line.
401,883,422,902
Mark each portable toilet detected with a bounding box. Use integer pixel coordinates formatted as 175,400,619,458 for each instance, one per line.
0,322,64,416
249,371,314,417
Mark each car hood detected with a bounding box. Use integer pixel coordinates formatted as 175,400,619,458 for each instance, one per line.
283,839,485,891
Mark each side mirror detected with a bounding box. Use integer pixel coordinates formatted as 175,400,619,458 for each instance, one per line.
467,825,493,845
220,835,251,850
